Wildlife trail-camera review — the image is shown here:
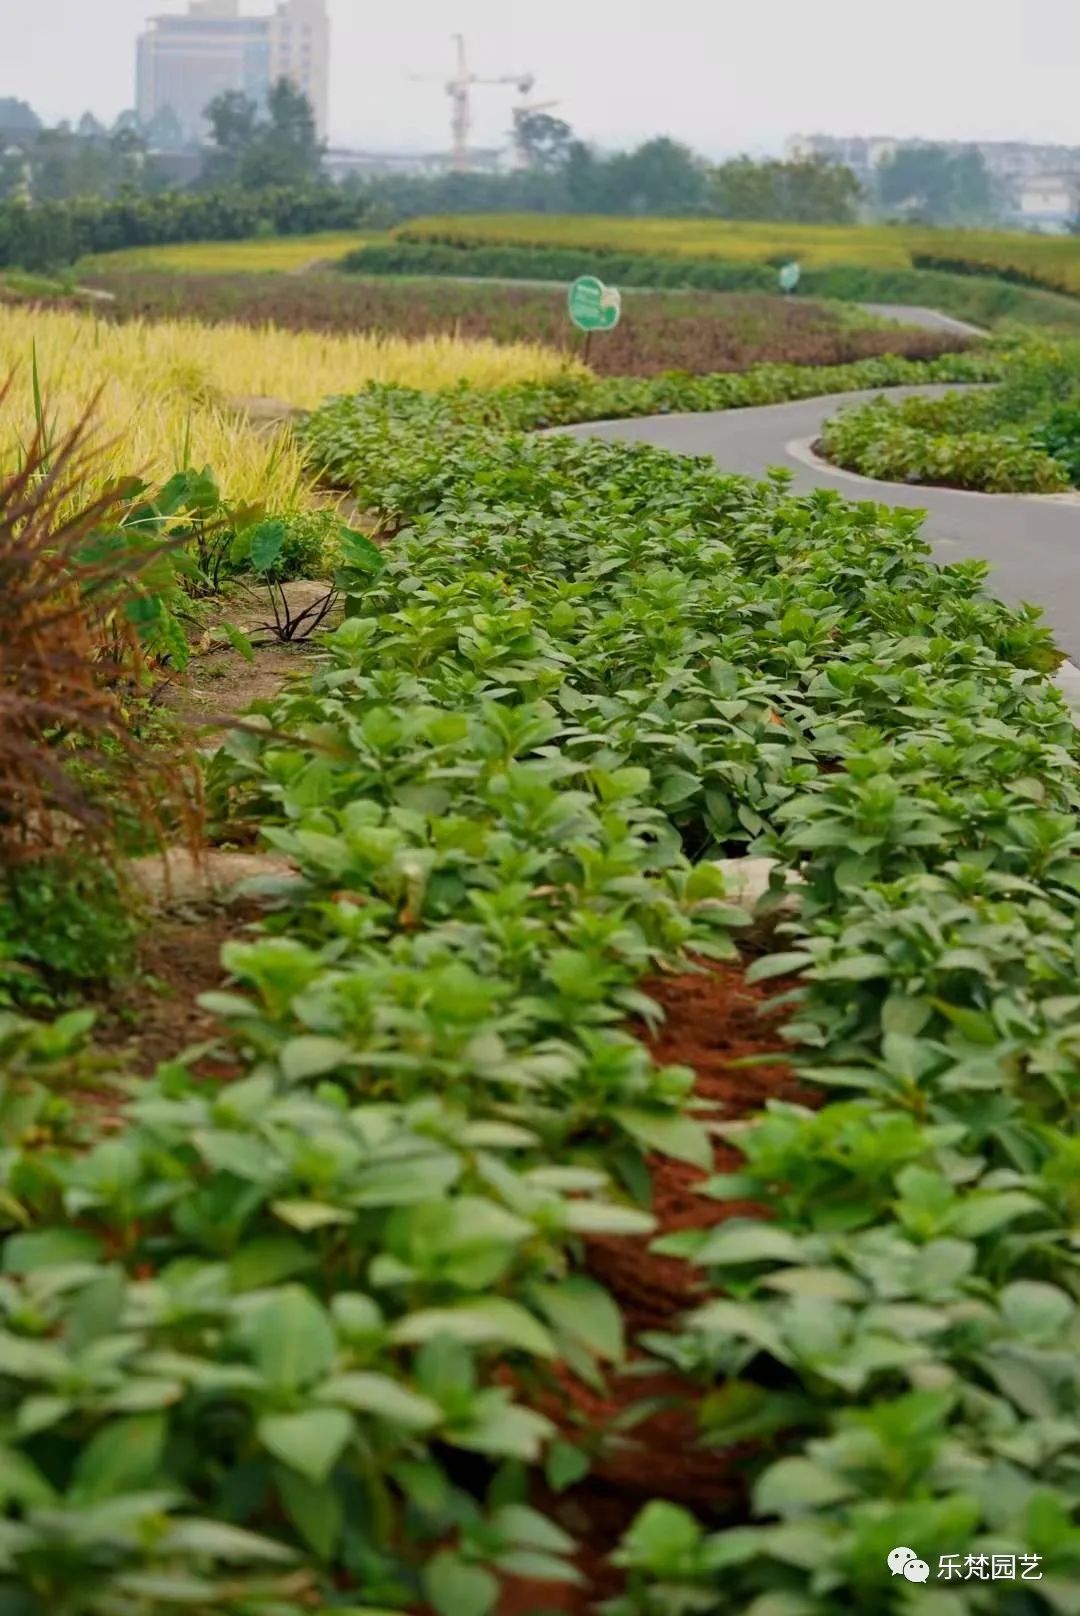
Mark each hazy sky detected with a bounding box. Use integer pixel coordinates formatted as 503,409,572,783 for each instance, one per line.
6,0,1080,155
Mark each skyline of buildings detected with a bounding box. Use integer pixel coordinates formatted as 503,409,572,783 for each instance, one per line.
789,132,1080,231
135,0,329,143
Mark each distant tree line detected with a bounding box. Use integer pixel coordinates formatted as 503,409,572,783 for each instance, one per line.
0,187,371,273
344,115,865,224
0,83,1012,272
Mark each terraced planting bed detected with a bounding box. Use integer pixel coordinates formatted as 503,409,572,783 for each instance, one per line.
74,269,971,377
818,339,1080,492
398,213,1080,299
4,324,1080,1616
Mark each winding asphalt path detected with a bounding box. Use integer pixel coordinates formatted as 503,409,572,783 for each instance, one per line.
560,384,1080,661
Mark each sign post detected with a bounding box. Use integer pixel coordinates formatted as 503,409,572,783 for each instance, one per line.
568,274,621,364
778,261,801,295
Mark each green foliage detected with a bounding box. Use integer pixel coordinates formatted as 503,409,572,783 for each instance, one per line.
203,80,324,192
0,186,372,273
290,369,1079,1614
820,344,1080,491
877,143,998,225
0,860,136,1008
6,339,1080,1612
230,506,341,582
710,154,861,224
1034,401,1080,483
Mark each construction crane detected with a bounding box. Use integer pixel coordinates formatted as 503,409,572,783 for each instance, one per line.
413,35,536,173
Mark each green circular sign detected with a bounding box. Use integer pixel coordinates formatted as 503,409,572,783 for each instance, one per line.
568,275,621,332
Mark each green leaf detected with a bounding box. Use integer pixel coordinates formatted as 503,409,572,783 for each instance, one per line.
450,1401,553,1460
533,1277,625,1363
229,1236,316,1291
249,518,287,574
0,1447,56,1509
249,1286,337,1389
545,1440,590,1492
950,1191,1040,1237
692,1221,802,1267
279,1035,353,1083
1000,1281,1073,1342
560,1202,655,1236
258,1407,353,1485
271,1199,354,1231
194,1131,274,1181
276,1467,343,1560
753,1457,855,1517
619,1500,703,1570
424,1551,498,1616
493,1503,575,1554
495,1550,581,1583
71,1414,167,1503
391,1299,557,1358
612,1108,714,1170
337,527,385,575
214,621,255,664
165,1518,295,1561
3,1228,102,1272
745,952,813,983
317,1373,441,1429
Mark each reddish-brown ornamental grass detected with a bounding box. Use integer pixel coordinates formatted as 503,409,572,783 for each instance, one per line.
0,391,199,863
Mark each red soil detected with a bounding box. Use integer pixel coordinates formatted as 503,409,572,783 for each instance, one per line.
497,960,806,1616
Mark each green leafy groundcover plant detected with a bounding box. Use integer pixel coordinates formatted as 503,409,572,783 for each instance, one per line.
3,349,1080,1614
819,342,1080,493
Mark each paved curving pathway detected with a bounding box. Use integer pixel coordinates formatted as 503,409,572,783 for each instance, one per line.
560,384,1080,662
860,303,986,338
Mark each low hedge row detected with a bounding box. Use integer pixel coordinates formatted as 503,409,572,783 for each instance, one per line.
0,188,373,274
341,241,1080,331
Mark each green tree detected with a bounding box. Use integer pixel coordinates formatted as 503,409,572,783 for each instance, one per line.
710,155,860,223
605,136,709,214
145,106,186,152
512,110,574,171
239,80,324,189
202,90,261,185
877,143,995,224
0,99,42,138
202,81,323,190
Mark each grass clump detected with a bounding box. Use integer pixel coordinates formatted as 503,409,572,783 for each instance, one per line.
0,305,582,508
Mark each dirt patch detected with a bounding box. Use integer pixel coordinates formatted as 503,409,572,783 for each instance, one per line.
587,962,806,1328
90,899,262,1078
498,960,808,1616
160,640,321,729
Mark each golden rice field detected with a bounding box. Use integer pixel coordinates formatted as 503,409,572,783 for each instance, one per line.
77,231,387,276
0,305,578,507
399,214,1080,297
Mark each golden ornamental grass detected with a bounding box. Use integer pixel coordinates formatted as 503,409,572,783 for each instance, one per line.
0,305,580,507
399,213,1080,294
77,230,383,275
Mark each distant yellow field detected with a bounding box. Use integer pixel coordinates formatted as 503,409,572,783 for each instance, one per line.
399,214,1080,297
78,231,386,275
0,306,578,507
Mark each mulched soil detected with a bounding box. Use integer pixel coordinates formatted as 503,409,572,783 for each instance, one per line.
89,898,262,1078
497,960,809,1616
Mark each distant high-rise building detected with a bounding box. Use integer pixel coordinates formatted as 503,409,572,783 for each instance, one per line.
136,0,329,144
